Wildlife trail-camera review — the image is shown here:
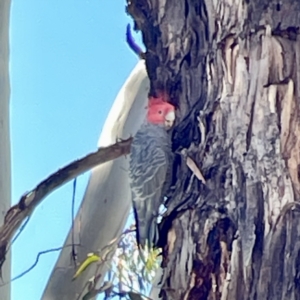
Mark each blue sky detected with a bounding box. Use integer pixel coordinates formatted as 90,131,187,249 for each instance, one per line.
8,1,142,299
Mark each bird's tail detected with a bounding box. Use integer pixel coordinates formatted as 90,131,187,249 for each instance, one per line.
134,210,158,250
146,216,159,250
136,217,159,264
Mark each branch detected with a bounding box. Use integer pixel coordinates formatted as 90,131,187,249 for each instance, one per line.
0,244,81,286
0,138,132,270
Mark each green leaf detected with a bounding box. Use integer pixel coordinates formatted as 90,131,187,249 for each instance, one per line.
72,253,100,281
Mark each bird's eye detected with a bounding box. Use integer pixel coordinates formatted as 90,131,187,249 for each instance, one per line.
158,110,162,114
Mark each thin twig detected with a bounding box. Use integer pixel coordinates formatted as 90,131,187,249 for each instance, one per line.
71,178,77,267
0,244,81,286
0,138,133,271
8,217,30,249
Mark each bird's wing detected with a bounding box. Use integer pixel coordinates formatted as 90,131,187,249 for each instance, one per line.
129,134,169,248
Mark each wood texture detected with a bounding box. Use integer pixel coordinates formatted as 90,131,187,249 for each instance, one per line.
128,0,300,299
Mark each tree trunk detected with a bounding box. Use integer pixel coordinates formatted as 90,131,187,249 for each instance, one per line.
128,0,300,299
42,61,149,300
0,1,12,300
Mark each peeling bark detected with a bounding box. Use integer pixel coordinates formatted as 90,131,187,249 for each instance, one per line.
128,0,300,299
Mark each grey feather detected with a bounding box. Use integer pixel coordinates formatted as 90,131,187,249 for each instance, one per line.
129,123,172,249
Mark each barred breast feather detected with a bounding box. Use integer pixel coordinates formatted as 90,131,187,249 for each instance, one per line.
129,123,172,249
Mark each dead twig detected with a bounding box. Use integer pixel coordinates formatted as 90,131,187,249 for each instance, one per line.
0,138,133,272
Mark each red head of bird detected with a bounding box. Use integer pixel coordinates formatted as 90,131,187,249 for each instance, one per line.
147,96,175,129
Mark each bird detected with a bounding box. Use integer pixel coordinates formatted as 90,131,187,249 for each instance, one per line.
129,93,175,249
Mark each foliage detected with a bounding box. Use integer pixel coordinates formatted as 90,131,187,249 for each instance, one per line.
74,217,160,300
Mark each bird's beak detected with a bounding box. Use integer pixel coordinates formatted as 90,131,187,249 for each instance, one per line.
164,110,175,129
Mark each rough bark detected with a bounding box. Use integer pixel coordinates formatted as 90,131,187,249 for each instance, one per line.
0,1,12,299
42,61,149,300
128,0,300,299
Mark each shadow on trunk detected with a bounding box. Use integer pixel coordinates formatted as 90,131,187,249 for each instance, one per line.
128,0,300,299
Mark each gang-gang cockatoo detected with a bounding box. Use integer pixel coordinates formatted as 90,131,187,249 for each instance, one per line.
129,94,176,249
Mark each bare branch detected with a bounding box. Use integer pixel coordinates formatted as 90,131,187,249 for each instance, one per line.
71,178,78,267
0,138,132,270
